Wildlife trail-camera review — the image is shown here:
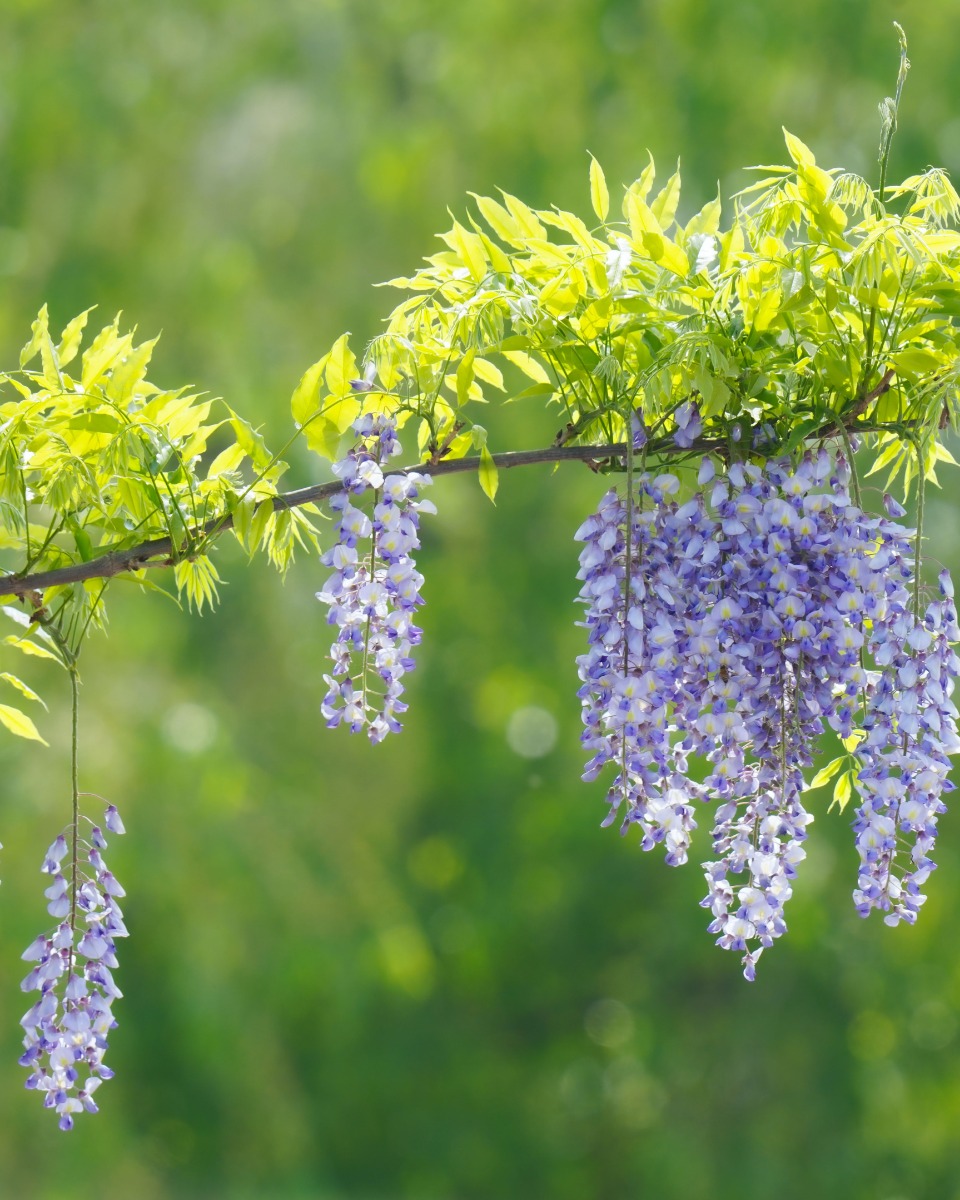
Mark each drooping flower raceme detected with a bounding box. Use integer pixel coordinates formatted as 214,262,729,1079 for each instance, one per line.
317,414,436,743
852,566,960,925
20,804,128,1130
575,449,960,979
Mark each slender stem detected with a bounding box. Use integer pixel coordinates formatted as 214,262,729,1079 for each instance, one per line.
359,488,380,717
878,23,910,206
913,449,926,621
780,662,788,810
68,660,80,966
865,27,909,386
0,410,919,601
620,416,635,811
838,423,863,508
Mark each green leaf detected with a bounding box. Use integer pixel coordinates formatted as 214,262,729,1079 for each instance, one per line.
229,413,273,471
324,333,358,397
500,192,545,240
0,673,46,706
807,756,844,790
106,335,159,402
57,308,93,367
248,500,276,554
501,350,550,384
684,192,722,239
831,769,856,813
456,349,476,408
0,703,47,744
471,193,521,244
173,556,221,613
206,442,247,478
478,444,498,502
68,518,95,562
3,636,60,663
783,128,817,169
783,415,825,454
589,155,609,223
472,358,504,390
19,304,48,369
442,221,487,282
650,167,682,229
291,355,329,427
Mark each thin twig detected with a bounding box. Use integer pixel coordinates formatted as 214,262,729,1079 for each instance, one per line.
0,416,887,600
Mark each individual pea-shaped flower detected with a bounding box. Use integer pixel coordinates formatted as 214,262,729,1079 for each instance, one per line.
20,805,128,1130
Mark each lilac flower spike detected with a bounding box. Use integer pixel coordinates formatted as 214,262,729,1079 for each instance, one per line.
20,805,128,1130
575,450,960,979
317,414,436,742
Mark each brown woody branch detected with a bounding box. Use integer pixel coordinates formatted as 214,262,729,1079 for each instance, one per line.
0,442,649,599
0,411,881,601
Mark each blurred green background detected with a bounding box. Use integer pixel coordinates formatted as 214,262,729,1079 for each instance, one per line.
2,1,960,1197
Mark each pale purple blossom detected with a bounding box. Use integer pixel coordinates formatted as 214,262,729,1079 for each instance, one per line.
20,806,128,1130
575,448,960,979
318,414,435,742
672,401,702,448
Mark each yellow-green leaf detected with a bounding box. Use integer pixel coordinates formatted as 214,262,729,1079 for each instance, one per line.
3,636,60,662
831,769,855,813
472,358,504,390
443,221,487,282
0,673,46,706
783,128,816,169
472,193,521,244
57,308,93,367
650,167,682,229
324,334,358,397
456,349,476,408
106,336,159,403
291,354,329,427
207,442,247,479
478,444,498,502
502,351,550,384
808,756,844,790
0,703,47,744
500,192,545,240
684,192,722,239
589,155,609,223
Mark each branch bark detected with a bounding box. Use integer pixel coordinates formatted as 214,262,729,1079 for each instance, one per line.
0,418,864,600
0,441,637,599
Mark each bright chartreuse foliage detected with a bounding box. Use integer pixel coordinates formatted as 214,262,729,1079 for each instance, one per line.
0,304,320,726
297,127,960,501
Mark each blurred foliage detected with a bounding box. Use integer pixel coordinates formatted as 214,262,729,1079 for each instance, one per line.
2,1,960,1198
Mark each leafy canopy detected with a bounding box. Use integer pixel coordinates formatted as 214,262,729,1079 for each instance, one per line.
293,129,960,496
2,127,960,741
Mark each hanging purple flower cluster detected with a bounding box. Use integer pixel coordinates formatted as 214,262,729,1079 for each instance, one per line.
317,413,436,743
575,450,960,979
19,804,127,1130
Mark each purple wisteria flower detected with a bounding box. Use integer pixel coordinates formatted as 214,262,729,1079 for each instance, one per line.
575,448,960,979
317,413,436,742
20,806,128,1130
672,400,702,449
851,567,960,925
